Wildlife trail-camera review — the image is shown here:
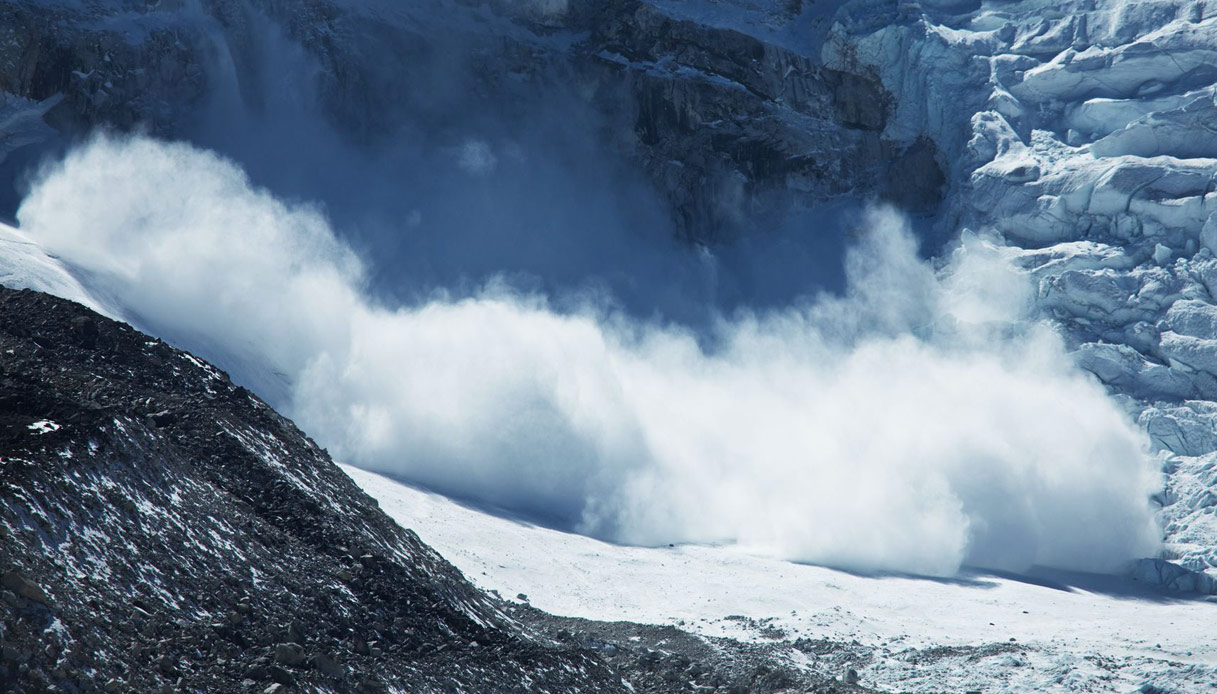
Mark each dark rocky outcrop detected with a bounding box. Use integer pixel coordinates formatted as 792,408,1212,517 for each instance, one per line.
0,286,628,692
0,0,942,242
0,1,206,136
0,287,866,692
576,0,892,240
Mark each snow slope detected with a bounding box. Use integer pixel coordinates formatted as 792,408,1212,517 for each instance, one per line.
344,464,1217,694
0,222,102,313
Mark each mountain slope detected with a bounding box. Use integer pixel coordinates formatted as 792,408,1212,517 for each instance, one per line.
0,285,630,692
0,284,875,693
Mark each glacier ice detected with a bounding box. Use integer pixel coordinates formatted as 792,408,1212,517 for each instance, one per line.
827,0,1217,582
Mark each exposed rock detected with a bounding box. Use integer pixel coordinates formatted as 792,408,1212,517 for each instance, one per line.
0,0,926,244
0,285,864,693
0,286,625,692
1,569,48,604
314,652,344,678
273,642,306,667
266,665,296,687
0,1,206,135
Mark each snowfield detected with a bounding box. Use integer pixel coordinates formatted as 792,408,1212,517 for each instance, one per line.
343,464,1217,694
0,223,103,314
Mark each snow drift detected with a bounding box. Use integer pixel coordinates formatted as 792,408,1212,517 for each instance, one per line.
17,135,1162,576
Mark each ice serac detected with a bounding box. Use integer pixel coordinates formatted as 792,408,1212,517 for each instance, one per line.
826,0,1217,583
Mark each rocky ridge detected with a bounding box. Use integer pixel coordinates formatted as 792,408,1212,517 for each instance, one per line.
0,284,867,693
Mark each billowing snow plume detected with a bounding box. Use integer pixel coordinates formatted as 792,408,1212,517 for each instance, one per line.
18,135,1162,576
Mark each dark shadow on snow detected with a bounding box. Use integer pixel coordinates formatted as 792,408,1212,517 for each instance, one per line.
980,566,1212,604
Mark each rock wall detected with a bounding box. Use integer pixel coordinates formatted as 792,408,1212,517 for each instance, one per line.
0,0,934,240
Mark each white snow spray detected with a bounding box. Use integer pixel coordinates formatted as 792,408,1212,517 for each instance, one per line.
17,135,1162,576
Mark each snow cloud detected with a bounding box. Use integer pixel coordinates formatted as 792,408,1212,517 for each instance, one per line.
17,135,1162,576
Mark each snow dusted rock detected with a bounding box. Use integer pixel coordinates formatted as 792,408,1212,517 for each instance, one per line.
1,569,49,605
0,285,861,693
0,0,207,136
0,285,634,693
583,0,897,237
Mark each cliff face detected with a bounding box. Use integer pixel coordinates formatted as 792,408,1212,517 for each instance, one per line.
0,285,628,693
0,0,935,240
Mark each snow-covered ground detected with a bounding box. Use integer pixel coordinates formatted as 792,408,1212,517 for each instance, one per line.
343,463,1217,694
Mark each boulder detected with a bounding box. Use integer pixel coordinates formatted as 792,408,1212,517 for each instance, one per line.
2,569,48,604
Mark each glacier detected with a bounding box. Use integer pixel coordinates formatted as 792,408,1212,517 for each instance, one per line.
345,462,1217,694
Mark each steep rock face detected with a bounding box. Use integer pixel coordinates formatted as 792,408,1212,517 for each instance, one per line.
0,0,935,240
0,0,207,138
229,0,936,237
577,0,892,239
0,286,630,693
